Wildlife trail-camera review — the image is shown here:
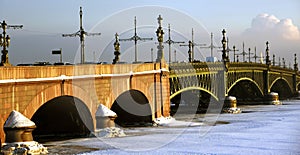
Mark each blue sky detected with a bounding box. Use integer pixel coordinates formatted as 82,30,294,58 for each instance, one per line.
1,0,300,64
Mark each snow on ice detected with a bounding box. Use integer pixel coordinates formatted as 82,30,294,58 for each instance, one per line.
66,100,300,154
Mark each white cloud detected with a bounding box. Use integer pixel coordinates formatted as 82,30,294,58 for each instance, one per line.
243,13,300,40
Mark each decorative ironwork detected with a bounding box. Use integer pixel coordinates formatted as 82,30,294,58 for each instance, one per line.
0,20,23,66
119,16,153,62
265,41,271,66
112,33,120,64
62,7,101,64
156,15,165,62
163,24,184,63
294,53,298,71
180,28,206,62
169,61,297,101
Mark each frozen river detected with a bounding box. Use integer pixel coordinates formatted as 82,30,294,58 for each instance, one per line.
47,100,300,154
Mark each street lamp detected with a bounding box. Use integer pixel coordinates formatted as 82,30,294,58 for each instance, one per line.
221,29,228,62
0,25,11,66
0,20,23,66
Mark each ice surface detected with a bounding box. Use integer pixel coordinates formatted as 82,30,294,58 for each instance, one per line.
67,100,300,154
4,110,35,128
95,104,117,117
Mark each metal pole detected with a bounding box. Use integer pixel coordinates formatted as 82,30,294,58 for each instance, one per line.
60,48,62,63
151,48,153,62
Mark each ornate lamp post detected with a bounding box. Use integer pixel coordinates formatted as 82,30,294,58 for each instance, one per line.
233,45,237,62
0,20,22,66
156,15,165,62
221,29,229,73
0,29,10,66
112,33,120,64
265,41,271,66
294,53,298,72
0,20,23,66
221,29,228,62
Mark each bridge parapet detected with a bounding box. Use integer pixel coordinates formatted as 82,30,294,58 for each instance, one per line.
228,62,268,71
0,63,164,80
169,62,224,75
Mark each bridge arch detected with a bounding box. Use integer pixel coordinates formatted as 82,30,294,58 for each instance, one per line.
111,89,152,126
170,87,218,101
31,95,94,141
228,78,264,104
170,87,219,115
24,83,95,120
297,82,300,91
228,77,264,96
22,83,96,140
270,77,293,98
270,77,293,92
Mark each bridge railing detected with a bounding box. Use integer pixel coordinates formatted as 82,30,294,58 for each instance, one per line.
169,62,224,75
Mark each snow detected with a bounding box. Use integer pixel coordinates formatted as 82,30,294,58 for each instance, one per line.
154,116,202,127
95,104,117,117
94,127,126,138
269,92,279,96
58,100,300,154
2,141,48,154
226,96,236,100
4,110,35,128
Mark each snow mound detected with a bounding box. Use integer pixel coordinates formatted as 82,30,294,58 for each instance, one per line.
227,96,236,100
96,104,117,117
269,92,279,96
1,141,48,154
154,116,175,126
154,116,202,127
95,127,126,138
4,110,35,128
223,107,242,114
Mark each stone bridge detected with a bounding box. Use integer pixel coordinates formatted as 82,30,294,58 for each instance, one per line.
0,63,170,140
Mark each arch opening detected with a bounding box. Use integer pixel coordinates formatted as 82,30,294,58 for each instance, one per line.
228,80,264,104
111,90,152,127
31,96,94,142
271,79,293,99
171,89,218,116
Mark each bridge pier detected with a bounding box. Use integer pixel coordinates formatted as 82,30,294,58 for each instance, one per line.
264,92,281,105
1,110,47,154
223,96,241,114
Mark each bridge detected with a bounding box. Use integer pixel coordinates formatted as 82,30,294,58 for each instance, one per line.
1,59,299,140
1,14,299,142
0,63,170,140
169,62,299,109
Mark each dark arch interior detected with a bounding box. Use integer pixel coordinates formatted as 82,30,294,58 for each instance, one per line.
271,79,293,99
228,80,264,104
171,89,218,116
111,90,152,127
31,96,93,142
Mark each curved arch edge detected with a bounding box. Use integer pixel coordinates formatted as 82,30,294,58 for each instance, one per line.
170,87,219,101
228,77,264,96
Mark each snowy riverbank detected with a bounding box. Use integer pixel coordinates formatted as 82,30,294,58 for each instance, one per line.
46,100,300,154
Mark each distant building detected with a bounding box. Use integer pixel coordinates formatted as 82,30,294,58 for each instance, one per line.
206,57,218,62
